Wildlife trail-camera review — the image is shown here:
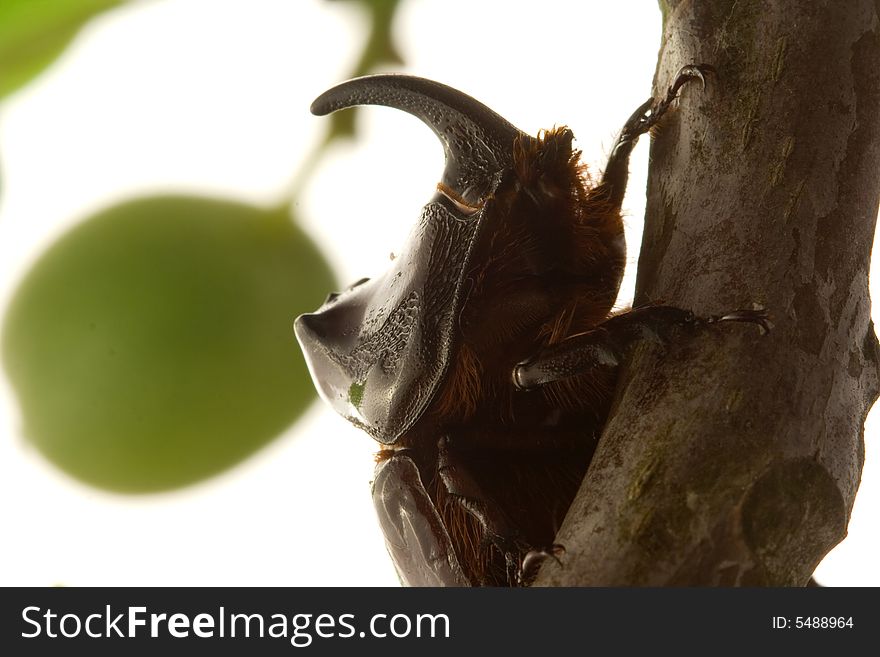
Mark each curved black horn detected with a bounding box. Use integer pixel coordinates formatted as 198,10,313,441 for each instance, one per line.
311,75,531,205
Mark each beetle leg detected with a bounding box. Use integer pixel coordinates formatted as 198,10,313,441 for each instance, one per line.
513,305,769,390
436,437,531,583
600,64,715,208
437,437,521,546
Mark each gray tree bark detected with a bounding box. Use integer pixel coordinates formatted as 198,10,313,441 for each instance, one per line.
535,0,880,586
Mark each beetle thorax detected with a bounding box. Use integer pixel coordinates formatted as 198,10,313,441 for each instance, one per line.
398,128,626,445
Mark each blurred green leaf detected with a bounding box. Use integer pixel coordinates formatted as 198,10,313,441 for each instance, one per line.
3,196,335,492
0,0,122,100
324,0,405,143
346,0,404,77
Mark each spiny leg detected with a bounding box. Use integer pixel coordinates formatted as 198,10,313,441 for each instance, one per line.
436,436,525,583
600,64,714,208
513,305,769,390
437,436,522,565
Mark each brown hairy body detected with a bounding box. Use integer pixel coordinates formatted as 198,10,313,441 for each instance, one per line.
383,128,626,585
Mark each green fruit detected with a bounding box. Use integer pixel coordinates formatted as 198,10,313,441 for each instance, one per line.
2,196,335,492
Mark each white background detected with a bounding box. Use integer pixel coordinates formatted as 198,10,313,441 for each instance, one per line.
0,0,876,586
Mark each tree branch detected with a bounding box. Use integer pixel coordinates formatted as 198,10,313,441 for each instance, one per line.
535,0,880,586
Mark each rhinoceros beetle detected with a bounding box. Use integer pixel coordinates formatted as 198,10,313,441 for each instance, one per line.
295,68,769,586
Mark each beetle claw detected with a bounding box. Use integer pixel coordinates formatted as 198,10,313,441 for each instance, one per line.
672,63,715,93
646,63,715,131
704,306,773,335
517,544,566,586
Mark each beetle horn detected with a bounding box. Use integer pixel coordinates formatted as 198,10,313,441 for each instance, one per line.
311,74,531,206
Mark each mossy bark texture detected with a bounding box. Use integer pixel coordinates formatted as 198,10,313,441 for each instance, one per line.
536,0,880,586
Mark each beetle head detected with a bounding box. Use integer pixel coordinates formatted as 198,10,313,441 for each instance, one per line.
295,75,531,444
